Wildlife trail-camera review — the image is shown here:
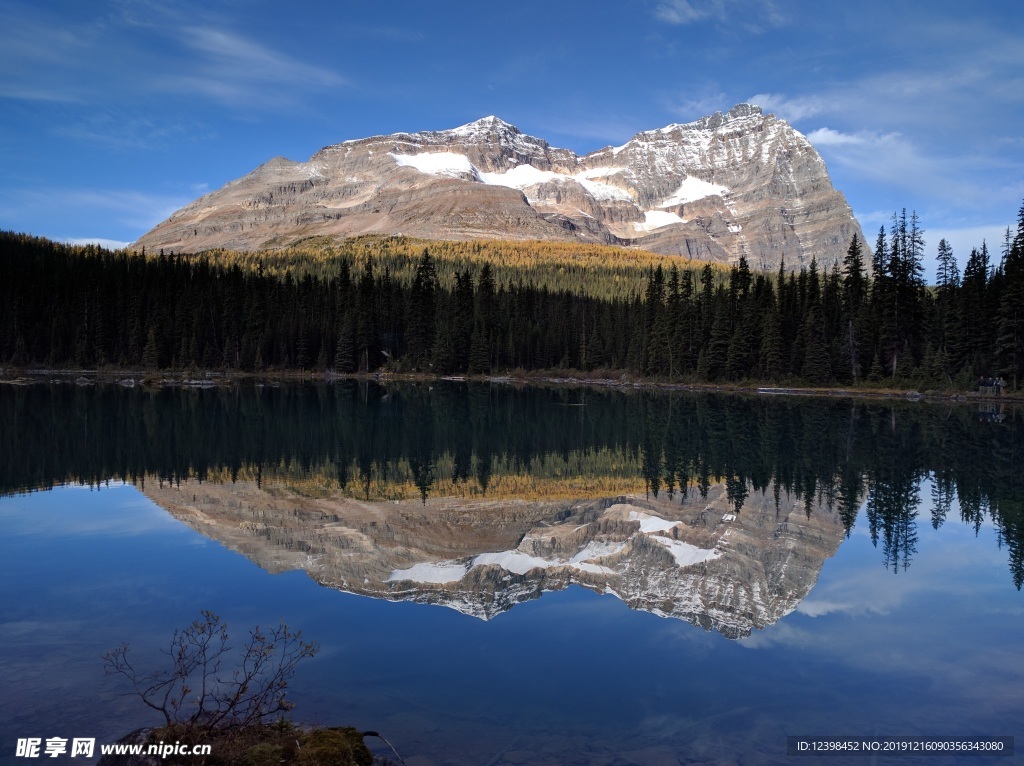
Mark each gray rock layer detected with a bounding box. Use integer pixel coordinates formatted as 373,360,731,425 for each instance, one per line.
136,105,865,271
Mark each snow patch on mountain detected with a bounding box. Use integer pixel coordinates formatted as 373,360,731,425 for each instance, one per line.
472,550,550,574
661,176,729,206
477,164,557,187
634,210,686,232
575,176,632,202
388,536,630,584
628,509,684,533
391,152,480,179
480,165,632,201
388,560,469,584
449,115,509,137
394,153,636,204
652,537,721,568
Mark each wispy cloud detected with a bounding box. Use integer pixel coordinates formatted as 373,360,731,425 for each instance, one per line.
654,0,785,31
160,26,347,105
347,24,425,43
654,0,718,25
0,11,99,103
0,187,191,235
804,127,999,212
805,127,876,147
666,90,732,123
65,237,135,250
52,112,215,151
58,189,190,229
751,35,1024,139
748,92,829,123
0,2,348,113
923,225,1014,265
535,114,645,150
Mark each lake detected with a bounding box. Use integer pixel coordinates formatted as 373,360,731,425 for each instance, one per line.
0,381,1021,765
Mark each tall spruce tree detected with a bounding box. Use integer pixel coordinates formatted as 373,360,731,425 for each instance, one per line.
406,249,438,368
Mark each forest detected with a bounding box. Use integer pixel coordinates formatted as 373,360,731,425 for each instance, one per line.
1,201,1022,389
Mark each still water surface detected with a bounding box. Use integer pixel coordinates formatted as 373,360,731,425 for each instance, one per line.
0,382,1021,765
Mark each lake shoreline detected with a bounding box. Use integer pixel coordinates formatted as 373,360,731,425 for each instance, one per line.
1,365,1019,404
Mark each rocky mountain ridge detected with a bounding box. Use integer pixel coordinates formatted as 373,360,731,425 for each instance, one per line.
135,105,866,271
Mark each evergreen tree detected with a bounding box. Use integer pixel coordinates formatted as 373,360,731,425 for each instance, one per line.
642,266,666,376
356,260,377,371
406,249,439,368
700,289,730,380
334,310,356,373
800,304,831,385
994,212,1024,388
759,303,784,381
935,238,959,291
961,242,992,372
141,326,160,369
467,265,496,373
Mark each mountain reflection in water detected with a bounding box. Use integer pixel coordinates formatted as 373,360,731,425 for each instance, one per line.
143,477,845,638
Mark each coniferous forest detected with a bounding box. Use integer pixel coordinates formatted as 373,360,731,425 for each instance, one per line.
2,202,1023,389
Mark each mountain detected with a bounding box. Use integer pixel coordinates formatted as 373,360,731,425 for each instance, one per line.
135,105,866,271
144,479,846,639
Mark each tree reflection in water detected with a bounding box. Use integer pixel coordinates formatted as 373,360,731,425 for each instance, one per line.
1,381,1020,587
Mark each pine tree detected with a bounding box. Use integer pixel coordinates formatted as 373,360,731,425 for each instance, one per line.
141,326,160,369
759,304,784,380
961,242,992,371
701,289,730,381
405,249,438,368
467,319,491,374
994,211,1024,388
333,310,356,373
355,260,377,371
642,266,666,376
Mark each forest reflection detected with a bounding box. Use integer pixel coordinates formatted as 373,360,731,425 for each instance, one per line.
1,381,1020,587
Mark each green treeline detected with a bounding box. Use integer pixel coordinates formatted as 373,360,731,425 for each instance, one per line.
1,383,1021,586
2,203,1023,388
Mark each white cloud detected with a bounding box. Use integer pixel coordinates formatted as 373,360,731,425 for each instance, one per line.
654,0,785,32
52,113,214,151
805,127,873,147
666,91,731,122
748,92,829,123
59,189,189,229
654,0,715,25
167,26,347,102
854,210,896,230
806,128,998,212
533,115,643,150
65,238,135,250
0,3,347,111
738,620,815,649
0,188,191,235
926,225,1013,266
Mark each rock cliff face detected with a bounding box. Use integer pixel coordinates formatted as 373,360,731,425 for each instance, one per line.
144,479,847,639
135,105,865,271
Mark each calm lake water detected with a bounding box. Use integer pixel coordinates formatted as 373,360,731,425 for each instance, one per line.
1,382,1021,765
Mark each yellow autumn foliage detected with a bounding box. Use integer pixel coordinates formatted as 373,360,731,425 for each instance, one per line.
165,236,729,301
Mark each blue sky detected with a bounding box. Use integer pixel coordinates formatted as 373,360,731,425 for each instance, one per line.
2,0,1022,280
